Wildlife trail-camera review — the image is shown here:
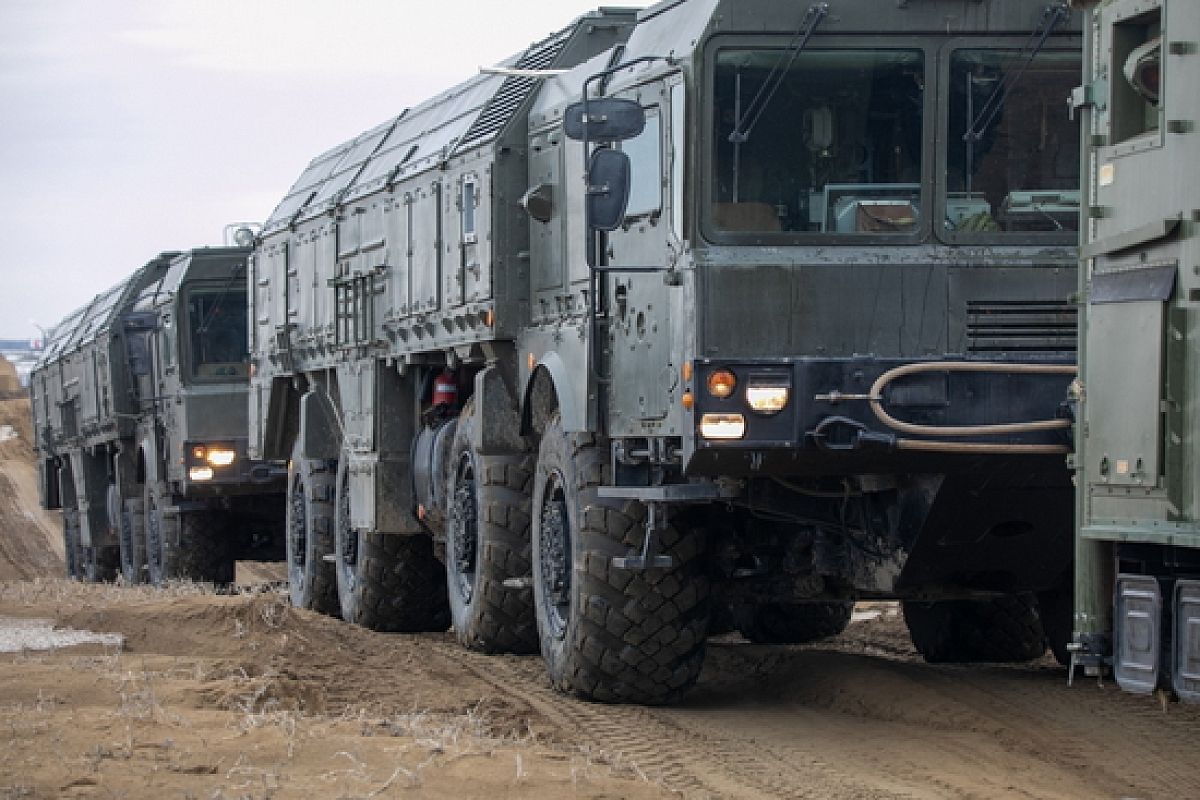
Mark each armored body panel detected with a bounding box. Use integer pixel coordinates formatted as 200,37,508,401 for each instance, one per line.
249,9,639,462
1072,0,1200,699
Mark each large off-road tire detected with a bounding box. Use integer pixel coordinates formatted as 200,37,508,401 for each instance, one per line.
62,509,82,580
81,543,121,583
117,491,146,585
903,594,1048,663
531,413,710,705
175,511,236,584
444,400,537,654
1038,582,1073,666
334,457,450,632
144,481,180,586
735,601,854,644
286,453,339,613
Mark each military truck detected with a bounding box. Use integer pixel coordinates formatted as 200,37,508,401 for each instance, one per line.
252,0,1083,703
1069,0,1200,702
31,246,285,584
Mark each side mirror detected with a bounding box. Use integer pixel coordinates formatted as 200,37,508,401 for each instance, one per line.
586,148,632,232
564,98,645,142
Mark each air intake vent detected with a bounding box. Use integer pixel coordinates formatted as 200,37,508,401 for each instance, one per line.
456,26,573,151
966,300,1077,353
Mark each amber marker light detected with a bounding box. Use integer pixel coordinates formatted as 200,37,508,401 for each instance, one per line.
681,361,693,383
484,310,495,327
699,413,745,440
191,445,207,461
681,390,694,410
706,369,736,399
527,352,535,372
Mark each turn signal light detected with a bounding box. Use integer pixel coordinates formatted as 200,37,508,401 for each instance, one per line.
706,369,736,399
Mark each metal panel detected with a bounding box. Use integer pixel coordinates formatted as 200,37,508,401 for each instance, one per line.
1114,574,1162,695
1083,299,1163,487
1174,579,1200,703
409,182,442,313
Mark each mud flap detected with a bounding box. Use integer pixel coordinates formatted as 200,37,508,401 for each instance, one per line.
1114,574,1161,694
1173,580,1200,703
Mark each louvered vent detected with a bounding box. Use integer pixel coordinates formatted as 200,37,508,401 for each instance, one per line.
456,25,574,150
966,300,1077,353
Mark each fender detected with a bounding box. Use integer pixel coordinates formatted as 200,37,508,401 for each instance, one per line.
523,351,587,436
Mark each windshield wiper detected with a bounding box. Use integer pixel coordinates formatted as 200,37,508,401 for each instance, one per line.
962,3,1071,146
727,2,828,146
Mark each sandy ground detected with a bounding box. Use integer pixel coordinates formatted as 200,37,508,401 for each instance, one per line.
2,356,1199,799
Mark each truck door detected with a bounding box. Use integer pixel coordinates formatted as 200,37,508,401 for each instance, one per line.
604,79,682,433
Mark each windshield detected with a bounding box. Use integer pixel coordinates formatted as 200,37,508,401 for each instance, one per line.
710,48,925,237
944,49,1080,237
186,287,248,381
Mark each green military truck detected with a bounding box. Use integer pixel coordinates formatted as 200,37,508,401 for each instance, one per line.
1070,0,1200,701
31,245,285,585
252,0,1084,703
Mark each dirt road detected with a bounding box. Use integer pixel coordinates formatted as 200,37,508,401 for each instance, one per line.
2,357,1197,799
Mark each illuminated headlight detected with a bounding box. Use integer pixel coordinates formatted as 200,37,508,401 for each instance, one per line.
745,385,790,415
189,466,215,481
206,448,236,467
699,413,745,440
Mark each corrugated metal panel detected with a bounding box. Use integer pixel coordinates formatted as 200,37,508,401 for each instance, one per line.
455,24,575,150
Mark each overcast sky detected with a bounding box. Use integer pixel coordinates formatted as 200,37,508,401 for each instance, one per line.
0,0,648,339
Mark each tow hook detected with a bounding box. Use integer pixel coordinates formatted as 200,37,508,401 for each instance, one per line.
810,416,896,453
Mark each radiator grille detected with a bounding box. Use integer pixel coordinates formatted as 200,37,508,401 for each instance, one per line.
966,300,1077,353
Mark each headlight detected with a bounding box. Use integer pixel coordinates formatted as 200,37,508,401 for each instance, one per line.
206,448,236,467
189,466,214,481
745,385,790,414
699,413,745,440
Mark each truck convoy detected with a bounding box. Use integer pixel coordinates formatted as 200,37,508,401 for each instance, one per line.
30,246,285,585
1071,0,1200,702
249,0,1084,703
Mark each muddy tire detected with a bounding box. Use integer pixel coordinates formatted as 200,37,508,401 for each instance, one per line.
1038,583,1073,666
903,594,1047,663
144,481,180,586
444,400,537,654
62,510,82,580
118,498,146,584
82,543,121,583
175,511,236,584
735,601,854,644
531,413,710,704
286,453,339,613
334,457,450,632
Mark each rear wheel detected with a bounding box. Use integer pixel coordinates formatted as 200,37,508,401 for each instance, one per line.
334,455,450,632
62,509,82,580
531,413,710,704
144,481,179,586
903,594,1047,663
444,400,537,653
735,601,854,644
286,452,339,612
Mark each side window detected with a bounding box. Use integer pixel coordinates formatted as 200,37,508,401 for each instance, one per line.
622,110,662,218
460,177,478,243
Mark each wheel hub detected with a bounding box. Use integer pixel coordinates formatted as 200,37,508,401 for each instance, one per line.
448,459,479,603
539,483,571,639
